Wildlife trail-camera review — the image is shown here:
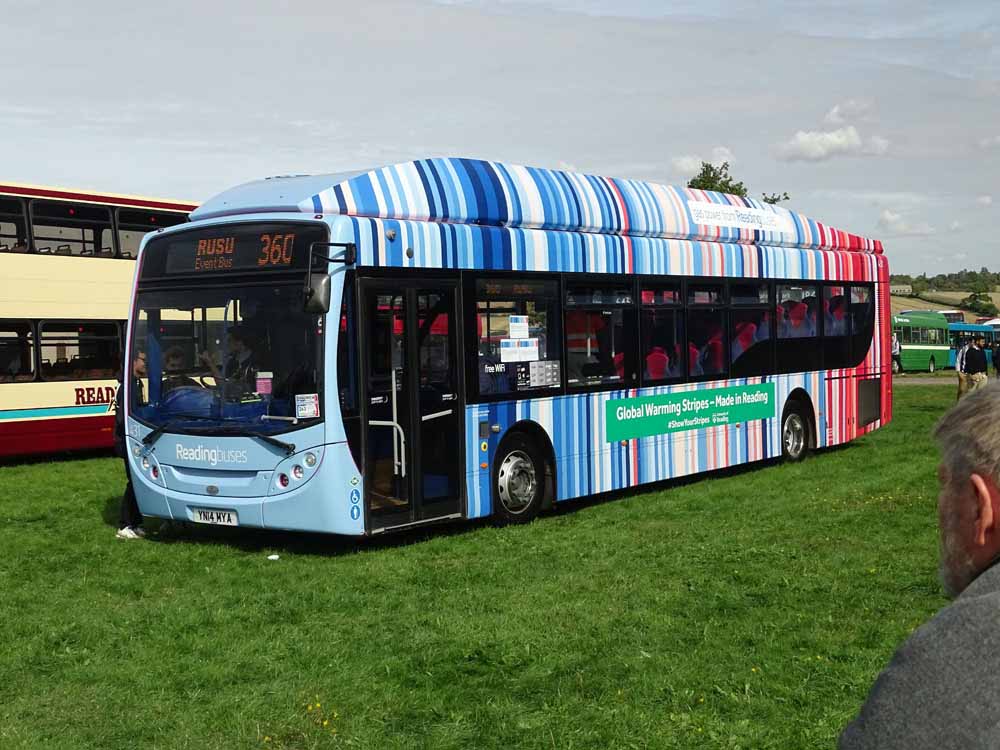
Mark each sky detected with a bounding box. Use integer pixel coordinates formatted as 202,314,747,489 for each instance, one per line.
3,0,998,274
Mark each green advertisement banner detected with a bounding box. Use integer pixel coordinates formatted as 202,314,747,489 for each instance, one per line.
606,383,777,442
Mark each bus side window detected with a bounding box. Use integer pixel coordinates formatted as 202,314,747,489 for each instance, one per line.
0,321,35,382
473,277,561,398
117,208,187,259
31,200,114,258
39,321,120,381
1,197,29,253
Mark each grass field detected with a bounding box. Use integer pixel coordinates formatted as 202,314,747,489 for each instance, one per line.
1,387,952,749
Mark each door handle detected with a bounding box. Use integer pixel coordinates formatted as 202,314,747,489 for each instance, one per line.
421,409,453,422
369,420,407,477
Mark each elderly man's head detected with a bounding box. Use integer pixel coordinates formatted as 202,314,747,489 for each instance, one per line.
934,382,1000,597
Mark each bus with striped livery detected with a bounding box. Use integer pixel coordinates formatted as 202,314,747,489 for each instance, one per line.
123,158,890,536
0,183,195,458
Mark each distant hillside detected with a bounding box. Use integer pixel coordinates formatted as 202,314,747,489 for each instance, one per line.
890,296,978,322
919,291,1000,308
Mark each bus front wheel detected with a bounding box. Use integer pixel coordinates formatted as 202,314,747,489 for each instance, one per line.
492,433,545,525
928,358,936,373
781,404,812,462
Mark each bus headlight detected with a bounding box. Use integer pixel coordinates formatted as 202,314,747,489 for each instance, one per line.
269,447,324,496
141,456,150,471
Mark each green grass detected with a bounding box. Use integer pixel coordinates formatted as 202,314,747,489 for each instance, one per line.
0,387,951,749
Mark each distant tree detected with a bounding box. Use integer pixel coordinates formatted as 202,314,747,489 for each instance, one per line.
686,161,790,204
687,162,747,197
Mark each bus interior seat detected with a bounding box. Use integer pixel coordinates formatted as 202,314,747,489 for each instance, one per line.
645,347,669,379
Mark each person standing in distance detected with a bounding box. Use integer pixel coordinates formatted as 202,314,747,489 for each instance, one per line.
114,351,146,539
838,383,1000,749
891,332,902,374
955,337,970,401
963,334,989,395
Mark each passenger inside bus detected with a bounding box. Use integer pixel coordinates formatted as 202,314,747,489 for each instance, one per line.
160,346,198,395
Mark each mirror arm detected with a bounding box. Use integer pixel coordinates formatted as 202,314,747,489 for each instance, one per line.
304,242,356,311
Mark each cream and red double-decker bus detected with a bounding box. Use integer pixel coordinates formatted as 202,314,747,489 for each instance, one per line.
0,183,196,458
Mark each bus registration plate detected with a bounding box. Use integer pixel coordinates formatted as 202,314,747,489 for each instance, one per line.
192,508,238,526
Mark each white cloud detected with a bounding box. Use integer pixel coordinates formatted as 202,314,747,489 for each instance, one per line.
776,126,889,161
866,135,890,156
949,220,962,231
710,145,734,163
670,146,734,176
977,195,993,206
671,155,703,175
979,135,1000,149
824,99,872,125
877,208,935,236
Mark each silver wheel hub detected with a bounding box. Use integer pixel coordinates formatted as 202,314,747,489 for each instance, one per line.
497,450,537,513
784,414,806,457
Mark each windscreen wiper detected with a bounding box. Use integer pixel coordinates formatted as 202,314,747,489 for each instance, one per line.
141,413,228,448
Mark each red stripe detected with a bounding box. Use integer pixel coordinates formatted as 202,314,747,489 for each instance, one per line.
0,184,195,212
0,415,114,458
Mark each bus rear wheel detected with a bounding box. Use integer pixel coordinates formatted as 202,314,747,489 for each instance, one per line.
492,433,545,525
928,357,936,373
781,404,811,462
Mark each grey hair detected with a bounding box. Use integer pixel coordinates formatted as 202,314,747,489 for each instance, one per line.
934,382,1000,486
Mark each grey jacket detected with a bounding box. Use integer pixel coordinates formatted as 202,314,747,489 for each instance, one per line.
839,562,1000,749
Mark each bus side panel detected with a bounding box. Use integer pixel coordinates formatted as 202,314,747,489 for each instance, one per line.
466,372,847,514
0,381,119,458
0,414,115,457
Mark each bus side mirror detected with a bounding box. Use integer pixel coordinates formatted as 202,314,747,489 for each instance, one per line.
304,274,331,314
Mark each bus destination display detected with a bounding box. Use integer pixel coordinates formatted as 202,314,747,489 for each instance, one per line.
157,225,325,275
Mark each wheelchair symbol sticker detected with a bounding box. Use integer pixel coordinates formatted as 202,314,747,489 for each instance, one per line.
350,489,361,505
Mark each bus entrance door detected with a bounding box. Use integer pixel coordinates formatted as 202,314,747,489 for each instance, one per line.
361,281,463,532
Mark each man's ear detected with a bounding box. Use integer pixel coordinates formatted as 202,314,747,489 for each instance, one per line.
970,473,1000,548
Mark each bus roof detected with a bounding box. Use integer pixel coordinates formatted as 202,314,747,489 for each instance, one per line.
948,322,996,333
0,182,196,212
191,158,883,254
893,311,949,326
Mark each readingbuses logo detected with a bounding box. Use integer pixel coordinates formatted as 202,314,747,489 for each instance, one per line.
175,444,249,466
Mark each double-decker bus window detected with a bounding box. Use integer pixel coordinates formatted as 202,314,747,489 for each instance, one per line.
0,321,34,382
0,198,29,253
117,208,187,259
475,278,561,397
565,284,635,388
31,200,114,257
39,321,120,381
776,283,821,373
640,284,683,384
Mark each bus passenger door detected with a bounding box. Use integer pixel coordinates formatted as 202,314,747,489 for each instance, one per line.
362,290,410,525
361,281,463,532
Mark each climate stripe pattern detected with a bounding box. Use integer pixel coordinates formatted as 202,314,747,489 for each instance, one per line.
302,158,883,254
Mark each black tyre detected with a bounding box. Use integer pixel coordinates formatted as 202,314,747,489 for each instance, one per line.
492,432,545,525
928,357,936,374
891,359,901,375
781,403,811,462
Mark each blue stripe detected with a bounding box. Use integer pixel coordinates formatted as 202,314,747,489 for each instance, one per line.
0,404,109,420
